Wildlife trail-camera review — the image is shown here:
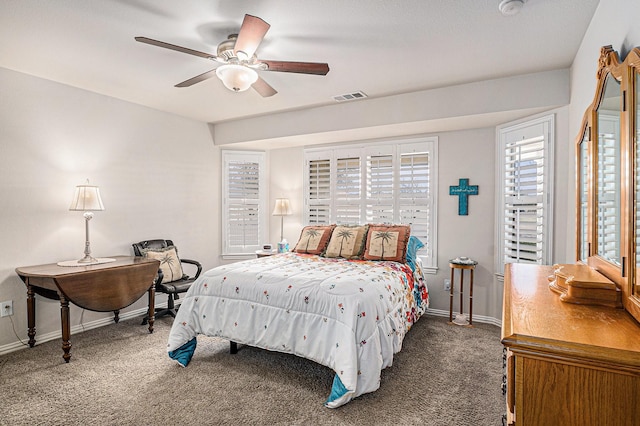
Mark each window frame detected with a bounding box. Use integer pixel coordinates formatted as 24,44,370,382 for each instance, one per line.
221,150,267,257
496,114,555,277
303,136,438,273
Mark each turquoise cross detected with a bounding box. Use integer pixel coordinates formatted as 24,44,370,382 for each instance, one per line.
449,178,479,216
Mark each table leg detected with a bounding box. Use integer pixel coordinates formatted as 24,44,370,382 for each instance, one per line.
60,295,71,363
449,267,454,322
26,283,36,347
460,270,465,316
147,284,155,334
469,269,474,326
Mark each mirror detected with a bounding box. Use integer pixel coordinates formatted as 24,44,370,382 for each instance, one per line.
577,45,640,323
595,73,621,265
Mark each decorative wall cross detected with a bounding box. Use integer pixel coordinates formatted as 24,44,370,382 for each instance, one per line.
449,178,479,216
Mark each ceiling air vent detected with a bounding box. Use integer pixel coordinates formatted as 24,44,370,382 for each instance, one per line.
333,91,368,102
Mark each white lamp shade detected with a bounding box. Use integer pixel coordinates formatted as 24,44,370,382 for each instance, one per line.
69,185,104,211
216,64,258,92
272,198,292,216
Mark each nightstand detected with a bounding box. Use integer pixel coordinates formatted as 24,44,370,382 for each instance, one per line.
255,250,276,258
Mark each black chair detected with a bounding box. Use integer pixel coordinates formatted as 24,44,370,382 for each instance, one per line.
132,239,202,324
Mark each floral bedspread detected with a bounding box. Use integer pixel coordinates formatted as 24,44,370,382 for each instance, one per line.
167,252,429,408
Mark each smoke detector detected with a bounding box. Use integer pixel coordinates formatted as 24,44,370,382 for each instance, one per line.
499,0,526,16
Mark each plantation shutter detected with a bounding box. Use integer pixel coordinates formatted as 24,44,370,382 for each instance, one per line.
304,137,438,270
503,135,544,263
335,156,362,223
398,151,430,250
366,152,394,223
222,151,266,255
500,115,553,270
307,157,331,225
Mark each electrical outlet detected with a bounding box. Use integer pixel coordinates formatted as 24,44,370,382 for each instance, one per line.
1,300,13,317
444,279,451,292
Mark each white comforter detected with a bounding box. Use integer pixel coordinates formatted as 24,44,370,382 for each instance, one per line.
167,252,428,408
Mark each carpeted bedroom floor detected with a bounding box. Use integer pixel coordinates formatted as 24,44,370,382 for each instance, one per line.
0,313,504,425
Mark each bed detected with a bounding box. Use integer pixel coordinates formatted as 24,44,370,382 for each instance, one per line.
166,225,429,408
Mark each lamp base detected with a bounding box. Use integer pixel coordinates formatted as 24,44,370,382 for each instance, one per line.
77,254,98,264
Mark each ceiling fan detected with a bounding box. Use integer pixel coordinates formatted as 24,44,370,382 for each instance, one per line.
135,14,330,97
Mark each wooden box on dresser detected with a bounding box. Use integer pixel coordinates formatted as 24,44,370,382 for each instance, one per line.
501,263,640,426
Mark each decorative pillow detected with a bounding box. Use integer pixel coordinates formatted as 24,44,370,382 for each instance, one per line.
142,246,184,283
406,235,425,272
363,224,411,263
324,224,369,259
293,225,336,255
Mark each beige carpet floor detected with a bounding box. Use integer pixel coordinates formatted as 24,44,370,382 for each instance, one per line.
0,313,504,425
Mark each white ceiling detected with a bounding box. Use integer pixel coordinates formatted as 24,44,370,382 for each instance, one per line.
0,0,599,125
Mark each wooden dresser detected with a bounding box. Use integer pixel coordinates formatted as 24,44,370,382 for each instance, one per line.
501,263,640,426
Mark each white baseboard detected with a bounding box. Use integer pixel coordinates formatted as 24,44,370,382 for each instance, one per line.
0,304,164,356
426,308,502,328
1,305,500,356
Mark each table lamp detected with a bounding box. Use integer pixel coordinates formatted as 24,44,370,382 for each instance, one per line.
272,198,292,242
69,181,104,264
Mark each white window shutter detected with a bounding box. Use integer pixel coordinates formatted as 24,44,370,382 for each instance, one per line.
503,134,545,264
306,157,331,225
498,115,554,274
398,151,430,251
303,137,438,270
336,156,362,224
222,151,266,255
366,154,394,223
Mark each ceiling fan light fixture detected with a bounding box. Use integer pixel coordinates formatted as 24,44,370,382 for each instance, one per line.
215,64,258,92
136,14,329,96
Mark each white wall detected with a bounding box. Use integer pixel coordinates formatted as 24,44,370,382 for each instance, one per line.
0,67,221,349
213,69,569,147
268,148,305,246
433,128,497,320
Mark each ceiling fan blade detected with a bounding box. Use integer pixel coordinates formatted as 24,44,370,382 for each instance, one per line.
260,60,329,75
135,36,214,60
252,77,277,97
175,69,218,88
234,14,270,59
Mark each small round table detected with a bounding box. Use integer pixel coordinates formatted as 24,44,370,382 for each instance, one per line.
449,258,478,326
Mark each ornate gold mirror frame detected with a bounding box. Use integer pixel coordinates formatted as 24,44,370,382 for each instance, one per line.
577,45,640,322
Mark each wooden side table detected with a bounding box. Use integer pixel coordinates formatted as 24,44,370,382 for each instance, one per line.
15,256,160,362
449,258,478,326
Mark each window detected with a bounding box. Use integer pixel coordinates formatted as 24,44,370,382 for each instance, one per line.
497,115,554,275
304,137,438,271
307,158,331,224
222,150,267,256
